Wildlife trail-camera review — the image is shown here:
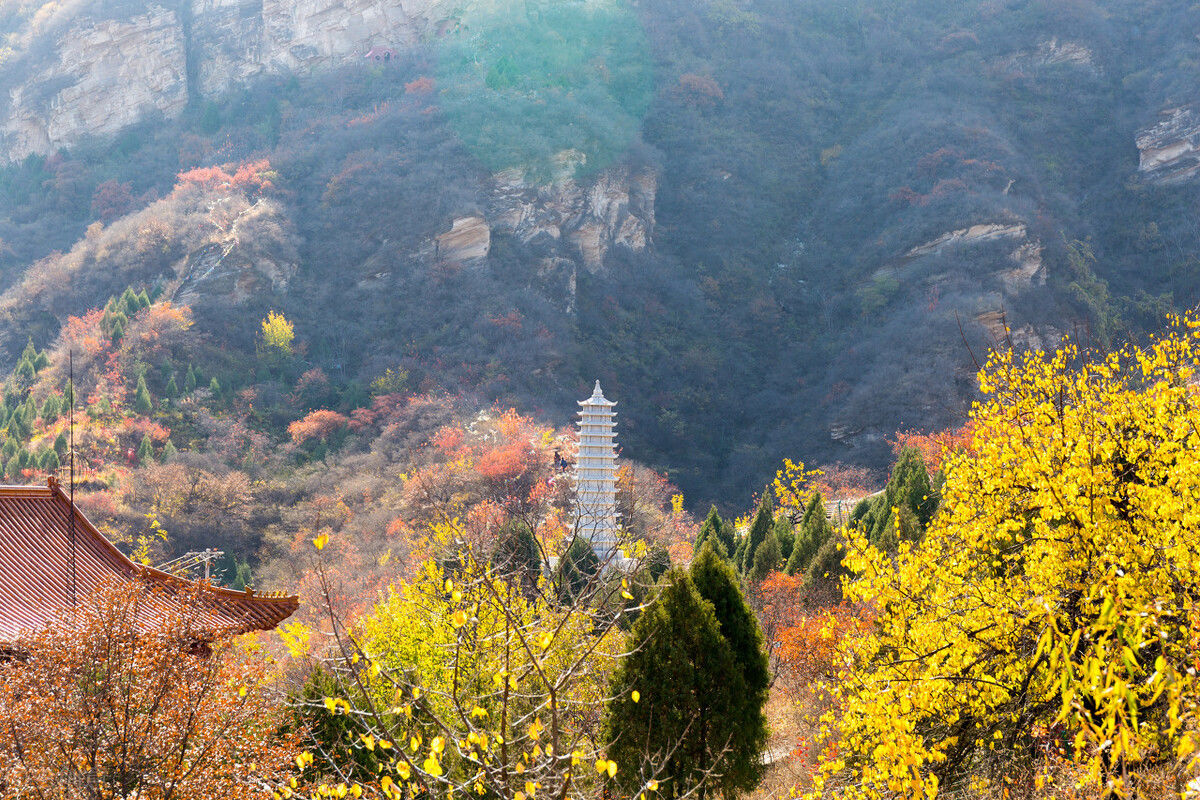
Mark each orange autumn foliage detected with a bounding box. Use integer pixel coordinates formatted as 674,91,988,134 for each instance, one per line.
0,581,299,798
775,604,870,693
893,422,976,472
176,159,275,196
475,442,531,482
288,409,350,444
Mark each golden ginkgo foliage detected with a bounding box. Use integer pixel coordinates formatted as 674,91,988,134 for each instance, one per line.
812,316,1200,799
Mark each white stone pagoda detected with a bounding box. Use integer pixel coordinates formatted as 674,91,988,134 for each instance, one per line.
575,381,619,561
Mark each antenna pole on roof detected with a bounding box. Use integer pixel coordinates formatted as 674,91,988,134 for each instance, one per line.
68,350,75,608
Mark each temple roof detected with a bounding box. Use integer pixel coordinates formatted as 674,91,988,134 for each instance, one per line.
579,380,616,407
0,480,297,641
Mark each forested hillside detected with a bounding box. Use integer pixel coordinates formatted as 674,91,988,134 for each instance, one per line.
0,0,1196,508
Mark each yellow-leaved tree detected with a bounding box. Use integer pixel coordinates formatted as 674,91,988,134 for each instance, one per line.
287,518,675,800
261,310,295,358
812,316,1200,799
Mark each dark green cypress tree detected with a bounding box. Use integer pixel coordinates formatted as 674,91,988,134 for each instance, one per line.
32,350,48,372
7,405,27,441
5,453,19,481
184,364,197,393
161,438,177,462
733,533,748,568
749,531,781,584
164,374,178,398
786,492,832,576
605,567,760,800
110,317,125,345
63,381,75,410
208,376,221,397
773,516,795,561
134,374,152,414
805,535,849,600
556,536,599,600
694,505,719,551
13,357,34,384
740,494,774,574
717,519,737,558
865,447,935,548
19,337,36,364
39,448,58,473
121,287,140,317
495,520,542,588
690,543,770,787
136,288,151,309
645,541,671,582
53,432,67,458
40,394,59,423
136,434,154,464
2,437,17,461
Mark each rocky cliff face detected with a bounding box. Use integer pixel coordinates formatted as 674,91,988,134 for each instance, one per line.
0,0,456,161
428,165,658,308
3,7,189,160
1136,106,1200,185
488,165,656,271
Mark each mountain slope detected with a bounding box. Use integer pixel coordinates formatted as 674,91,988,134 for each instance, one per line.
0,0,1196,505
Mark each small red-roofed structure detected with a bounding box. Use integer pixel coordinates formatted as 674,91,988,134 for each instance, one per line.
0,478,297,643
364,46,397,62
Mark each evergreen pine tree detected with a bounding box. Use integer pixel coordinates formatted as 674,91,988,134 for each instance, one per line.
208,376,221,397
749,531,781,584
774,516,795,561
136,434,154,464
645,542,671,582
165,374,178,398
52,432,67,458
5,454,20,481
495,520,542,588
863,446,936,548
556,536,599,600
136,288,151,309
689,543,770,785
695,505,724,556
2,437,17,461
134,375,152,414
39,448,58,473
7,407,27,441
161,439,177,462
733,534,748,567
40,395,59,423
110,317,125,345
805,535,849,601
184,364,197,393
717,518,737,558
786,492,833,576
63,381,74,410
32,350,48,372
120,287,140,317
13,357,34,384
605,566,764,800
19,338,36,364
740,494,774,574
